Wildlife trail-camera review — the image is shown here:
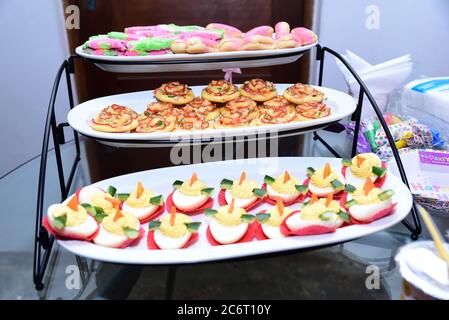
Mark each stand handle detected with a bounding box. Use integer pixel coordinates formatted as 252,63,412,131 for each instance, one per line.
33,56,81,290
316,45,421,239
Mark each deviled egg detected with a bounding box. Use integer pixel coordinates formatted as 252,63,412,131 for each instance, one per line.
219,171,266,210
121,181,164,223
281,194,348,236
44,194,98,240
168,173,214,214
307,162,345,197
147,207,201,250
264,171,308,205
342,153,387,188
345,178,396,223
256,197,294,240
93,197,143,248
205,199,256,245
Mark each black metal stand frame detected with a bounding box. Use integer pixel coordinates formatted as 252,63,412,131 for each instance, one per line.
33,47,421,292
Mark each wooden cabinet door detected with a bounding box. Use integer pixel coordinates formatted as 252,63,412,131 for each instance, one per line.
64,0,314,181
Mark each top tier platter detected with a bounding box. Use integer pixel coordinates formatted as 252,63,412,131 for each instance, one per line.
75,42,317,73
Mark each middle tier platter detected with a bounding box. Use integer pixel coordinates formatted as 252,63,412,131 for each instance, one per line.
68,83,356,148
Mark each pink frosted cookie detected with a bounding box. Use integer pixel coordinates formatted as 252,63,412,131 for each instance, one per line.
125,26,153,34
242,35,276,51
245,25,274,37
84,37,127,51
291,27,318,45
125,49,171,56
218,38,244,52
179,31,222,42
206,23,243,38
171,37,218,54
275,21,291,39
83,48,125,56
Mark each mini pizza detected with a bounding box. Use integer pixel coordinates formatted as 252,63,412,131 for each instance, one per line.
341,153,387,188
43,194,99,241
214,97,259,128
90,104,138,133
295,101,331,120
121,181,165,223
218,171,266,211
144,101,175,117
201,80,240,103
205,199,257,245
78,185,119,219
257,96,296,125
147,207,201,250
256,198,294,240
135,113,176,133
344,178,396,224
166,173,214,215
239,78,277,102
305,162,346,198
93,198,144,248
283,83,325,105
263,171,308,205
154,81,195,105
281,194,349,236
175,111,211,131
183,97,220,121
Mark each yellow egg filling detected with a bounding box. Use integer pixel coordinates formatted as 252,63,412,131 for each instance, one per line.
159,213,192,238
52,204,88,227
126,188,155,208
352,187,382,205
266,206,293,227
179,179,207,196
310,168,339,188
102,211,139,236
230,179,258,199
90,192,116,215
301,198,342,220
351,153,381,178
215,205,246,226
271,174,299,195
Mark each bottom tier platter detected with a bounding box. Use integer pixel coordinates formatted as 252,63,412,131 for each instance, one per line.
51,157,412,265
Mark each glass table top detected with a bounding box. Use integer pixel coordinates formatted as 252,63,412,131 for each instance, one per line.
0,132,431,300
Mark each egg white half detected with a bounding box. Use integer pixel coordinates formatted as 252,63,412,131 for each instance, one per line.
122,202,158,220
345,168,378,188
224,189,257,208
266,185,300,203
172,189,209,211
78,186,104,204
261,223,286,239
209,219,248,244
347,196,393,222
153,229,192,250
93,223,140,248
285,212,343,231
47,204,98,238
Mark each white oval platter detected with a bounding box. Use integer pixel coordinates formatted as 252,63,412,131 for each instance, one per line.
75,42,317,73
67,84,356,148
57,157,413,265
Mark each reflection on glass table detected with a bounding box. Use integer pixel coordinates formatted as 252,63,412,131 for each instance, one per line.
0,133,430,300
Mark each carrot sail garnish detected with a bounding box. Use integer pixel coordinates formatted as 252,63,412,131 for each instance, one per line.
228,198,235,214
67,195,79,211
283,171,291,183
239,171,246,185
136,181,144,199
323,162,331,178
170,206,177,226
189,173,198,187
363,178,375,196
